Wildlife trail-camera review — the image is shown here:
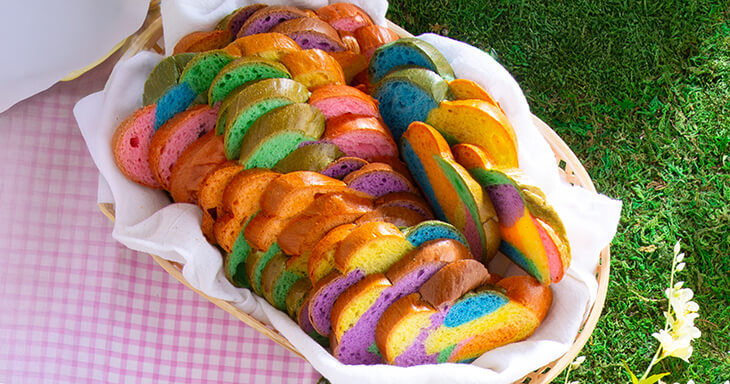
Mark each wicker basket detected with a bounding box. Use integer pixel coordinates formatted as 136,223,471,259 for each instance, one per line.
98,2,611,382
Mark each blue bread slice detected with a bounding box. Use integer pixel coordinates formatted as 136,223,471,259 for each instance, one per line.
372,67,451,141
368,37,455,83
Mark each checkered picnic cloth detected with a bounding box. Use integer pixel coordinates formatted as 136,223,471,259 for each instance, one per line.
0,57,320,384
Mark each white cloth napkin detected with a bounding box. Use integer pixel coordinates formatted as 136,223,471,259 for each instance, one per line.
74,1,622,383
0,0,149,113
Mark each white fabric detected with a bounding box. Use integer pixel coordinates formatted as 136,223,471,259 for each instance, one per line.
74,2,622,383
0,0,149,113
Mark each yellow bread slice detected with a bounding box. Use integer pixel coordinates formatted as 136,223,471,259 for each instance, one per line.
333,221,414,275
425,99,518,168
308,224,356,284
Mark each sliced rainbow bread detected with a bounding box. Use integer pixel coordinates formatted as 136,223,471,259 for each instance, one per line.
376,268,552,366
400,121,500,262
452,143,571,285
111,104,161,188
330,239,471,364
368,37,455,83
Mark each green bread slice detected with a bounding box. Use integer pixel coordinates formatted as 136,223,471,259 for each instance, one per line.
216,78,310,136
272,142,344,173
143,53,196,106
208,57,291,105
223,215,257,289
244,243,282,295
238,103,326,169
179,50,237,95
260,253,307,310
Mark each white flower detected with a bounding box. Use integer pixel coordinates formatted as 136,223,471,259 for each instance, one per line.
570,355,585,369
652,329,695,361
687,380,695,384
675,252,685,263
676,262,685,271
673,240,681,256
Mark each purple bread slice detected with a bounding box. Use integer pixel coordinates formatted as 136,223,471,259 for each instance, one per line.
220,4,267,37
330,239,471,364
271,17,346,52
343,162,418,198
112,104,161,188
237,6,310,37
320,156,368,179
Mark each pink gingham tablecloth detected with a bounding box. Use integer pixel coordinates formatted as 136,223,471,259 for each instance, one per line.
0,57,320,384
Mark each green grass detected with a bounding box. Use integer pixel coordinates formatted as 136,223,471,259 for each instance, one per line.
387,1,730,382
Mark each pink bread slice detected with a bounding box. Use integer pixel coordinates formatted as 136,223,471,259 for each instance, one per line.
308,84,379,120
316,3,374,33
330,239,471,364
148,104,219,190
323,115,397,161
111,104,161,188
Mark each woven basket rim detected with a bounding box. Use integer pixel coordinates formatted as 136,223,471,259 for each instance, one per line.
99,4,611,383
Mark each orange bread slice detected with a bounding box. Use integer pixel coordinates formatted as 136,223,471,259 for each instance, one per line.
168,131,227,205
280,49,346,91
111,104,161,188
223,32,301,61
173,30,232,55
376,273,551,365
307,223,356,284
259,171,346,218
323,115,397,161
330,239,471,364
327,51,369,84
354,25,400,59
276,190,374,256
148,104,219,190
355,205,427,228
316,3,374,33
213,169,279,252
446,79,500,107
197,161,243,242
425,99,518,168
375,192,434,220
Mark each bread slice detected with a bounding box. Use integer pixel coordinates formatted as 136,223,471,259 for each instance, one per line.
308,221,413,336
320,156,368,180
213,169,279,253
222,79,310,159
452,143,570,285
143,53,196,106
153,83,198,131
271,17,346,52
280,49,345,91
258,171,345,218
327,51,369,84
403,220,469,249
272,142,344,173
353,25,400,59
238,103,326,169
237,5,310,37
323,115,397,161
426,99,518,168
330,239,471,364
343,163,417,198
173,30,232,55
223,32,301,61
316,3,373,32
355,205,427,228
400,121,500,262
260,253,307,310
276,190,374,256
148,104,218,189
219,4,267,38
208,57,291,105
223,214,257,289
375,192,434,221
446,78,500,107
307,223,356,284
372,67,450,141
179,50,237,95
168,131,227,204
111,104,161,188
375,273,551,366
244,243,284,295
368,37,455,83
308,84,379,120
197,161,243,242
